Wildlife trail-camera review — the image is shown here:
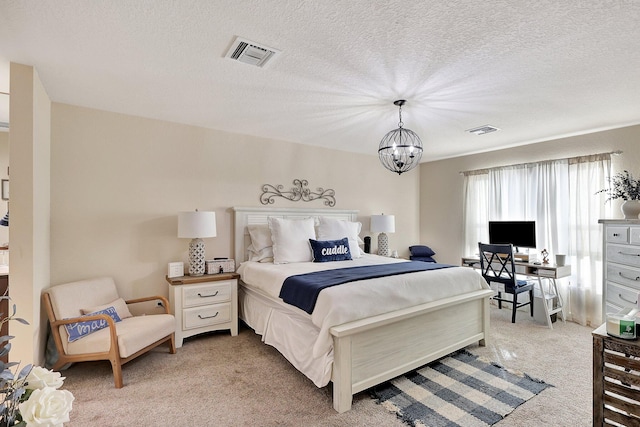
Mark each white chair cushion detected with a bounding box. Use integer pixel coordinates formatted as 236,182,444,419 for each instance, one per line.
64,314,175,358
81,297,133,320
48,277,120,320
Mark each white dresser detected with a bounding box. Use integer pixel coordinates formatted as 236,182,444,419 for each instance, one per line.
599,219,640,319
166,272,239,348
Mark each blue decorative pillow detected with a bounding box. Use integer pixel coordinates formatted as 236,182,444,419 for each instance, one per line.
409,245,436,257
309,238,352,262
410,256,437,263
65,306,121,343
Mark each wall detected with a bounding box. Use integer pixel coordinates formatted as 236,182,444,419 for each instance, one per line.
9,63,51,365
50,104,420,299
419,124,640,264
0,131,8,247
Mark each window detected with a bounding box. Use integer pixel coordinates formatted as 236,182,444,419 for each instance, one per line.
463,154,611,326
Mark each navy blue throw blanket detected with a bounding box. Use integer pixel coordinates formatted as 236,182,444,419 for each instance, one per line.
279,262,454,314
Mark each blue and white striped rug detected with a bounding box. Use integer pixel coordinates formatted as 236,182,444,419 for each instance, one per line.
371,350,552,427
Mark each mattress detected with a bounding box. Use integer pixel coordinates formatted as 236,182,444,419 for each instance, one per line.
238,254,490,387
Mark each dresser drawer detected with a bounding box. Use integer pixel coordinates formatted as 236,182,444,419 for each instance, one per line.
606,281,640,311
606,263,640,291
604,301,624,315
183,303,231,330
182,281,231,308
606,226,629,244
630,227,640,245
606,243,640,268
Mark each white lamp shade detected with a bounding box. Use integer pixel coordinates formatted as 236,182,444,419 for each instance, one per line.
178,211,217,238
370,214,395,233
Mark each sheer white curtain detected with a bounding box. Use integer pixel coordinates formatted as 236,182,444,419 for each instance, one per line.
566,155,611,325
463,172,489,257
463,154,611,326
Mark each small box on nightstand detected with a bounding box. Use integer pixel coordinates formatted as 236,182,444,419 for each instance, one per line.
206,259,235,274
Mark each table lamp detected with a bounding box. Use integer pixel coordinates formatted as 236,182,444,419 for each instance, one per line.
178,210,217,276
370,214,395,257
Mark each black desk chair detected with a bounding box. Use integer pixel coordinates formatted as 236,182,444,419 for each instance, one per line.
478,242,534,323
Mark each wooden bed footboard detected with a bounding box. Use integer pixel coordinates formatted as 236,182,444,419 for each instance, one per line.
329,288,493,413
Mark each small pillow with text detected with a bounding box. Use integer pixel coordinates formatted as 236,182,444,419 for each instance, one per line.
309,237,352,262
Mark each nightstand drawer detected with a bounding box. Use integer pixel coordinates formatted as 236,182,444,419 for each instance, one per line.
606,243,640,268
182,282,231,308
183,303,231,330
606,226,629,244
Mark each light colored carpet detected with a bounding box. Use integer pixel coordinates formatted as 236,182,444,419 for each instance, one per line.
61,307,593,426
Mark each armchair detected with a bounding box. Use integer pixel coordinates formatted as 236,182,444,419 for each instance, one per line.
42,277,176,388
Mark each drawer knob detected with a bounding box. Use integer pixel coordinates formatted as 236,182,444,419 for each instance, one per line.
198,312,219,320
197,291,219,298
618,272,640,281
613,233,620,237
619,293,638,305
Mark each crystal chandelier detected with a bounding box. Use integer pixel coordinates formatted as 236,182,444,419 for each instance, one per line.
378,100,423,175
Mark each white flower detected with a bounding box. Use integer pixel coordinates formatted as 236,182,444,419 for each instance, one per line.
18,387,75,427
25,366,65,390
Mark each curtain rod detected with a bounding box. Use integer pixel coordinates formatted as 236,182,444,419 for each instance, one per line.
459,150,622,176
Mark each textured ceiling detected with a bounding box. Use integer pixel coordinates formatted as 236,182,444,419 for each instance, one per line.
1,1,639,160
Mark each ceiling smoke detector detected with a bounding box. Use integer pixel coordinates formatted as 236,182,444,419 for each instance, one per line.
225,37,281,68
467,125,501,135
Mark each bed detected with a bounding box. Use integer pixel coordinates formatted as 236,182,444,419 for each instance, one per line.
233,206,493,413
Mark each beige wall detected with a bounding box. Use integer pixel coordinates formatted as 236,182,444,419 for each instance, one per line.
9,63,51,365
50,104,420,299
419,124,640,265
0,132,8,246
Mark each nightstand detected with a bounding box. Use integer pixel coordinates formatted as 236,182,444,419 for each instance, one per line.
166,272,239,348
592,323,640,426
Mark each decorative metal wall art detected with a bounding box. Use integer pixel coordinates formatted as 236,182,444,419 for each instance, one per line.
260,179,336,206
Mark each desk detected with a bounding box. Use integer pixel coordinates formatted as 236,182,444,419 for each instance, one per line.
462,256,571,329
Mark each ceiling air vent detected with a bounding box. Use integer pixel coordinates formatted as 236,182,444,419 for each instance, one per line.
467,125,500,135
225,37,281,68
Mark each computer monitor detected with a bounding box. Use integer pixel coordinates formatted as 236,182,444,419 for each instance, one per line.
488,221,536,250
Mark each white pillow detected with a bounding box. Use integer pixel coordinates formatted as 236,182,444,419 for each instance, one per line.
317,217,363,258
81,297,133,320
248,245,274,263
247,224,273,252
268,217,316,264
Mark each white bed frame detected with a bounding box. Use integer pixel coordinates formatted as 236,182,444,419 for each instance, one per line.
232,206,493,413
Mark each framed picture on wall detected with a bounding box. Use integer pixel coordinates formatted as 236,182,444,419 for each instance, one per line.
1,180,8,201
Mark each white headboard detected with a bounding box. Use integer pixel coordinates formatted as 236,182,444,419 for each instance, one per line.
232,206,359,263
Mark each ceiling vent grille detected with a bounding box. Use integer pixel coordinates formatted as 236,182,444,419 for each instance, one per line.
225,37,281,68
466,125,500,135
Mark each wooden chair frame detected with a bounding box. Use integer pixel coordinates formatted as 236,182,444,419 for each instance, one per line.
42,292,176,388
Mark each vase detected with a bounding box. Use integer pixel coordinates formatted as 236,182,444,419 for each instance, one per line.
621,200,640,219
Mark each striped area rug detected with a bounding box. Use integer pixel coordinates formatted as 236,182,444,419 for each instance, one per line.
371,350,552,427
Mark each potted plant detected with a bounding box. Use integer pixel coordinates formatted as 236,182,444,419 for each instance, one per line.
596,170,640,219
0,295,74,426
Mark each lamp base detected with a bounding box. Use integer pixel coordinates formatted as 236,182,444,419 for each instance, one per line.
188,238,206,276
378,232,390,257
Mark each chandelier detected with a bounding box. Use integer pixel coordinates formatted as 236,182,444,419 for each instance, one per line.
378,100,423,175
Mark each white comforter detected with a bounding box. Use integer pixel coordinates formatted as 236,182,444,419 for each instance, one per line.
238,255,490,360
